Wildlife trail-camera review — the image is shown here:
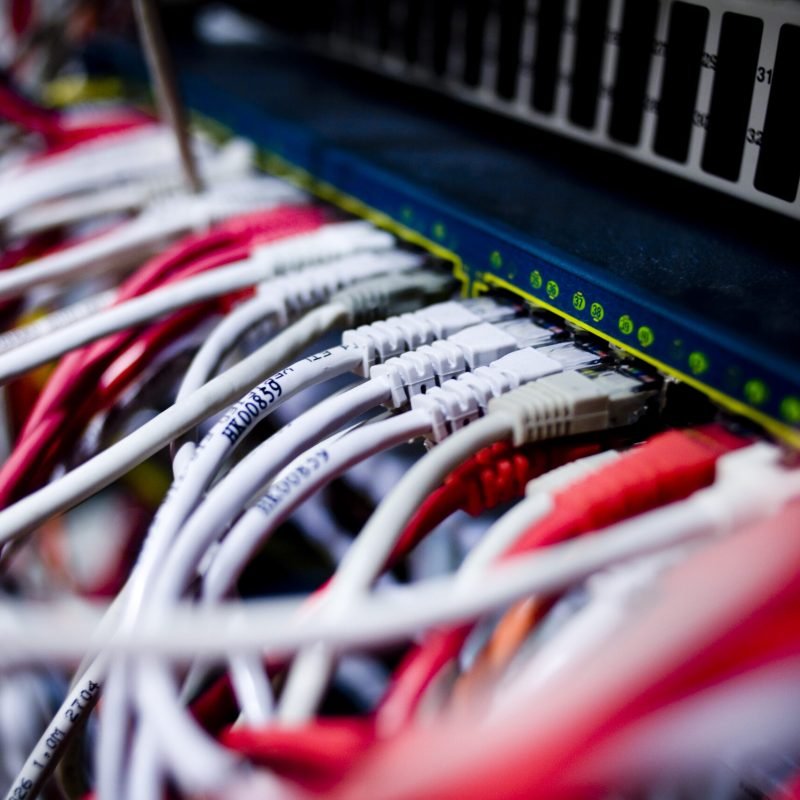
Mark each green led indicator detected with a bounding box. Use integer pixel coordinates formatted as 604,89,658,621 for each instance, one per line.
572,291,586,311
637,326,655,348
590,302,604,323
432,222,446,240
490,251,503,269
688,351,710,375
744,379,769,406
780,396,800,424
546,280,560,300
530,270,543,290
618,315,634,335
400,206,414,222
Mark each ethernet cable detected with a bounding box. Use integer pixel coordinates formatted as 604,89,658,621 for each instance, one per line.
97,312,555,798
0,265,436,548
278,364,662,723
171,295,523,479
81,273,452,800
116,314,565,717
0,78,150,149
374,448,624,734
0,234,409,384
199,338,601,607
9,205,330,452
3,474,800,665
0,173,307,303
379,424,751,721
1,270,457,800
0,289,116,355
3,136,256,238
167,312,559,563
122,350,636,794
0,220,389,504
3,455,798,798
0,124,211,224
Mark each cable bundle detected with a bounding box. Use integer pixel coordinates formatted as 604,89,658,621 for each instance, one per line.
0,66,798,800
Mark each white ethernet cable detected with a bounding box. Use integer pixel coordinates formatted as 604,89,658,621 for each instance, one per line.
128,314,565,716
277,364,661,723
1,270,456,800
5,137,256,238
99,309,541,799
0,172,305,303
3,443,800,665
167,314,560,576
0,289,117,356
171,295,521,478
0,125,212,224
0,221,398,382
166,302,526,721
199,337,599,606
0,264,441,550
121,345,611,795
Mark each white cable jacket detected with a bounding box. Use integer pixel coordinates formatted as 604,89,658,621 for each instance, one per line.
277,413,513,722
202,405,429,604
129,410,432,797
0,303,349,800
0,245,415,383
176,293,282,401
171,293,285,477
196,379,390,598
0,303,349,549
0,290,116,356
6,137,259,238
126,346,366,624
0,126,182,222
0,175,303,303
3,488,789,663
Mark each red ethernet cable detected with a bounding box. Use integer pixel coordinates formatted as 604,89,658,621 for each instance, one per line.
19,204,326,441
386,437,611,569
327,502,800,800
221,719,375,793
0,74,153,149
0,206,327,504
376,425,751,729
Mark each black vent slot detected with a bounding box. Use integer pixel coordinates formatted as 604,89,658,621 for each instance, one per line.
404,0,424,64
568,0,611,129
701,13,762,181
463,0,490,87
608,0,660,145
653,2,708,163
531,0,566,113
496,0,526,99
429,0,455,76
754,24,800,202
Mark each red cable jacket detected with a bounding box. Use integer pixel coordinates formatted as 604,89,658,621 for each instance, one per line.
221,719,375,793
18,206,324,441
1,300,223,504
377,627,473,733
388,438,609,567
10,0,33,37
377,425,750,730
331,503,800,800
776,773,800,800
1,208,326,504
190,673,240,737
502,424,749,560
0,79,59,139
13,305,217,499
